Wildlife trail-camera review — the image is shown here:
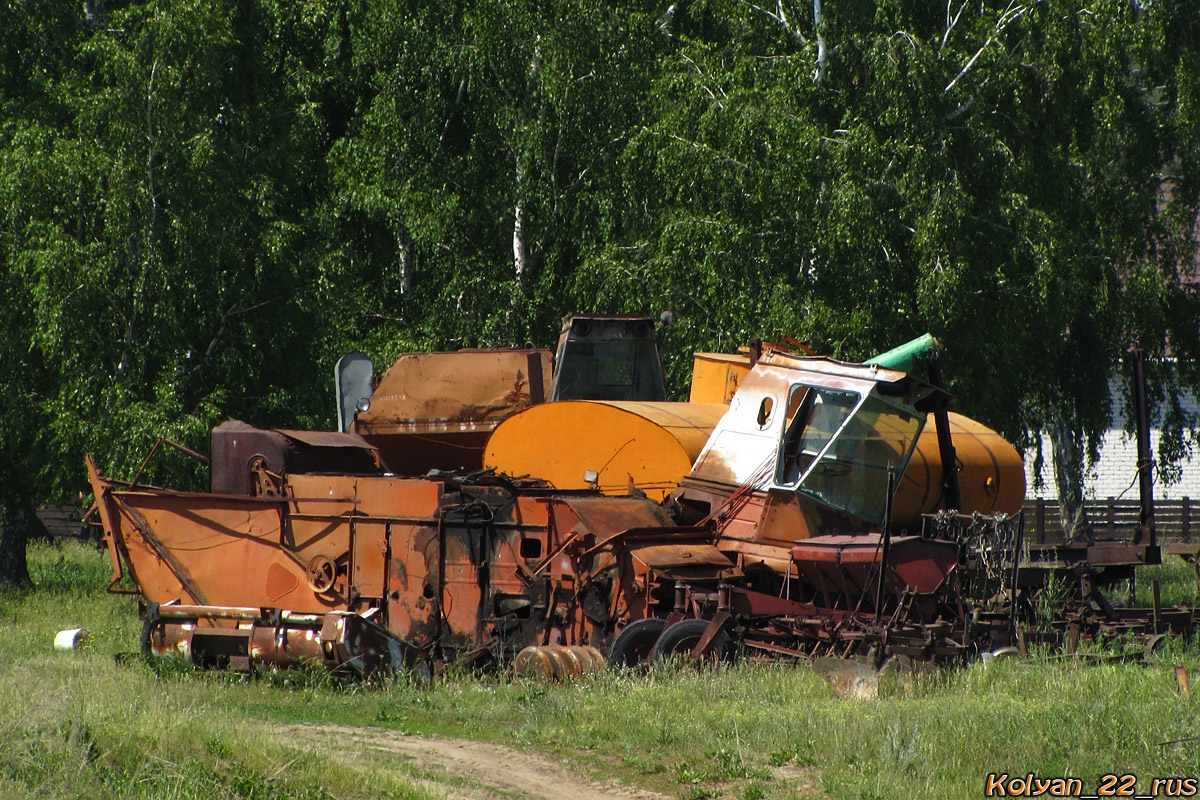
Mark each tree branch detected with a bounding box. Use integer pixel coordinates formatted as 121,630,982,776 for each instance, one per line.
659,3,678,37
734,0,808,45
941,0,967,52
663,133,748,169
678,53,728,109
945,2,1028,93
438,77,467,148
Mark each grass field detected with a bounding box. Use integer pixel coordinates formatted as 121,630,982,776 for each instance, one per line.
3,540,1200,800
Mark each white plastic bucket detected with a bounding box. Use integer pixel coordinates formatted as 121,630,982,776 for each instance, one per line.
53,628,92,652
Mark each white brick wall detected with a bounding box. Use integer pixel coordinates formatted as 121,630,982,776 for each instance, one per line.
1023,378,1200,501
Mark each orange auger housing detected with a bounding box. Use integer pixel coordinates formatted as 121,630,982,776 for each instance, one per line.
88,453,740,674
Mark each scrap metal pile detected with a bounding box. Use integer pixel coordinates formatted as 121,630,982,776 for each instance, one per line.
86,317,1193,678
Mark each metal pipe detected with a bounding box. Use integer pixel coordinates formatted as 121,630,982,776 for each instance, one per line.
128,438,165,489
874,467,896,622
160,437,210,465
866,333,938,372
927,353,962,511
1010,513,1025,641
149,604,324,624
1132,350,1156,548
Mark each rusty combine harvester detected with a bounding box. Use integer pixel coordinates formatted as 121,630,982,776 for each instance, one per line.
88,316,736,677
87,320,1194,678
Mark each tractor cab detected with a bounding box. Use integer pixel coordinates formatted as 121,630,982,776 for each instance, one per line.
676,352,952,571
773,379,932,525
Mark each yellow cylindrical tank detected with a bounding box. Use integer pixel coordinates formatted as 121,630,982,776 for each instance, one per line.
487,399,1023,524
893,412,1025,526
484,401,728,501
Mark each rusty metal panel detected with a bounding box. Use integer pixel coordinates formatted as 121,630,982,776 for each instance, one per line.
210,420,382,494
511,495,552,528
285,474,358,517
354,349,554,475
790,534,957,596
384,522,438,645
441,528,487,640
351,520,388,599
355,349,553,434
754,489,819,545
629,542,735,571
763,351,912,386
102,489,337,612
276,429,379,449
557,495,673,535
711,488,772,541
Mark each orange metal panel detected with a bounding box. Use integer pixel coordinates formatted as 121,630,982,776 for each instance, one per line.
385,522,438,644
688,352,751,404
285,474,357,516
354,476,441,518
555,495,674,534
629,543,737,570
756,489,818,543
107,491,340,613
354,349,553,474
513,495,552,527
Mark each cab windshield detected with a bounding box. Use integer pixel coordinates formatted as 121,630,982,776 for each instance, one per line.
777,386,924,524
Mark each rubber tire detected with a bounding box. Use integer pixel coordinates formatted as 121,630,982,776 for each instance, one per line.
649,618,735,664
608,617,668,669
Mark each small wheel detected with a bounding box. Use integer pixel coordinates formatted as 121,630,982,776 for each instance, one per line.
512,646,555,679
1143,633,1169,659
608,617,667,669
986,646,1021,661
650,618,735,664
306,555,337,593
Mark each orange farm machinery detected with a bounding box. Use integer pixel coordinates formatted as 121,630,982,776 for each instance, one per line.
86,322,1190,677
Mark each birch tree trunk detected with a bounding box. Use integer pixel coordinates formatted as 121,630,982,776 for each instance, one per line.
512,157,528,290
1047,412,1092,543
812,0,827,82
396,222,412,297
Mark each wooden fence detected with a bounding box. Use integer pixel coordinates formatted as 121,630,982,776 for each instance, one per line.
1020,497,1192,544
34,505,87,540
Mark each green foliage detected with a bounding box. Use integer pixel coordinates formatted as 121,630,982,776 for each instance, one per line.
0,0,1197,516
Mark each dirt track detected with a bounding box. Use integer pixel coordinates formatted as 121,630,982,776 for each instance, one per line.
281,723,671,800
